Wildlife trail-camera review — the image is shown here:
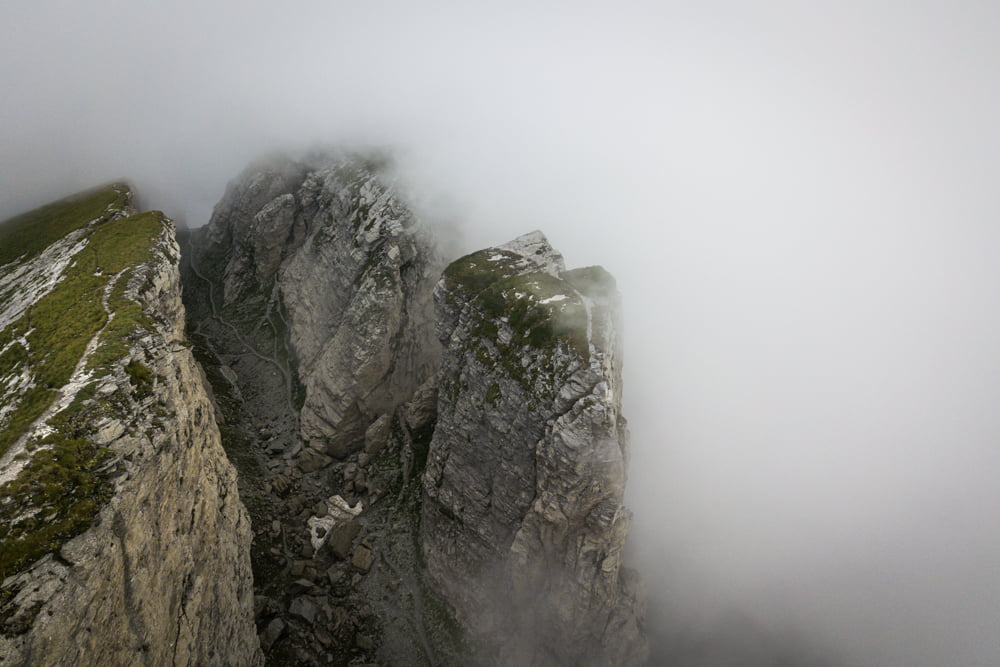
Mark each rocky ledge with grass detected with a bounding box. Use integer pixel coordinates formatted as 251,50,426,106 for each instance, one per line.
182,154,648,664
421,231,648,666
0,186,261,665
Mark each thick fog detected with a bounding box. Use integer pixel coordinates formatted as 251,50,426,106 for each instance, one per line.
3,2,1000,664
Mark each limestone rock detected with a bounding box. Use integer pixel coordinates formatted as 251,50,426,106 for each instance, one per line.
404,378,438,434
326,520,362,560
351,545,375,574
421,232,647,666
196,153,443,458
306,495,363,553
0,210,261,665
261,618,286,651
289,596,319,625
363,413,392,461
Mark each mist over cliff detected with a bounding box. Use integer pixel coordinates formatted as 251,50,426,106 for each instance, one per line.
3,2,1000,665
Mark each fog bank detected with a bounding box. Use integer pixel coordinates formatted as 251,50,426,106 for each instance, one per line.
3,2,1000,664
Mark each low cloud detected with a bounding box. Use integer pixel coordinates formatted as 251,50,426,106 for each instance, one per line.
3,2,1000,664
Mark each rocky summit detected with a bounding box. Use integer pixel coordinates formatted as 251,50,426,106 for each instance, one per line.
423,231,646,666
0,152,646,666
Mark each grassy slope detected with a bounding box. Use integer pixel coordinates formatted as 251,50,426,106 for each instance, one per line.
0,188,167,579
0,184,129,269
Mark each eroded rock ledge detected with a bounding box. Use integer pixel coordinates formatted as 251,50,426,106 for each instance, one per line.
185,154,646,665
422,231,648,666
0,202,260,665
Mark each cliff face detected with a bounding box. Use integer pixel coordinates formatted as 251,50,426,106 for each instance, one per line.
421,232,647,666
184,155,458,664
184,154,646,664
0,189,260,665
2,162,646,665
198,155,441,458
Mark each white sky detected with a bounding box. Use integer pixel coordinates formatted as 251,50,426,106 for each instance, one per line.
2,2,1000,664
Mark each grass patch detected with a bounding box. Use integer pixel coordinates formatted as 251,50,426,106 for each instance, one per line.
88,271,156,371
87,210,167,274
125,360,153,398
475,271,590,357
442,249,528,296
0,212,165,458
0,206,167,580
0,433,115,580
0,183,128,268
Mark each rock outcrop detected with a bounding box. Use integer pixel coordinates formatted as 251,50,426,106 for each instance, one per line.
185,154,647,664
198,154,442,458
1,160,647,666
0,189,260,665
421,231,647,665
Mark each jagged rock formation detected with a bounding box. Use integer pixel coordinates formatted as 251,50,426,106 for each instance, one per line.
198,154,442,459
0,187,260,665
183,154,462,665
185,154,646,664
421,231,647,666
2,161,647,666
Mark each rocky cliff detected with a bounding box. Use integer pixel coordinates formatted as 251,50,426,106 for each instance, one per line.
182,153,646,665
421,231,647,665
0,186,260,665
197,153,442,459
183,155,460,665
1,160,646,666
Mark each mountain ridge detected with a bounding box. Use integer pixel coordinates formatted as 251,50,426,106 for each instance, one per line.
0,155,646,665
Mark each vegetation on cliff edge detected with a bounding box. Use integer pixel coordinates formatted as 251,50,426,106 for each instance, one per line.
0,189,167,580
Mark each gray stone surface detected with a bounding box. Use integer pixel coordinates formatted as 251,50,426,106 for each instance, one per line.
363,413,392,460
404,378,438,434
260,618,286,651
327,519,362,560
200,154,443,459
289,596,319,625
0,220,261,666
351,545,375,574
421,232,647,666
189,155,647,665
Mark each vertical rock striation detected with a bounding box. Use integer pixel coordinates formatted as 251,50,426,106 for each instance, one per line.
421,231,647,666
189,156,647,663
0,211,261,665
197,154,442,458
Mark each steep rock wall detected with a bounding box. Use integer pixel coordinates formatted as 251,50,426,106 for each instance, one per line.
421,231,647,666
197,155,441,458
0,211,261,665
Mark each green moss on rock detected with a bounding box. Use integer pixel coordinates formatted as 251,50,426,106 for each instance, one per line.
0,183,129,269
563,265,616,302
473,271,590,358
0,199,169,581
441,249,527,296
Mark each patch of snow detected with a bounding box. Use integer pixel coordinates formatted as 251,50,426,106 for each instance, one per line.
539,294,569,305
